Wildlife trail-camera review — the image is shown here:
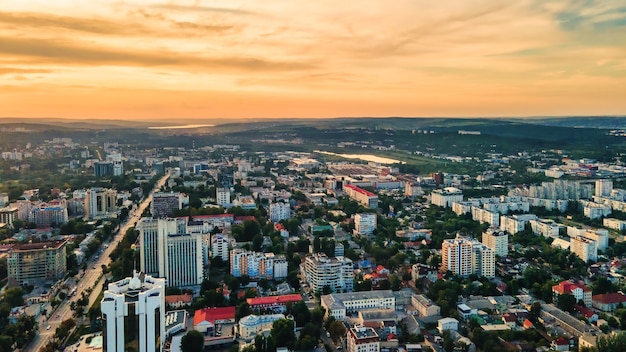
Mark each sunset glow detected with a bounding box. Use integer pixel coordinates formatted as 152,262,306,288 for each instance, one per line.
1,0,625,119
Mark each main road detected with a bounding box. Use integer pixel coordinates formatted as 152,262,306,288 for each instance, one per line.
26,171,170,352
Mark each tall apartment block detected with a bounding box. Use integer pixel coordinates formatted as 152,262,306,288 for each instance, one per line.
151,192,182,218
7,239,67,286
301,253,354,293
441,236,495,278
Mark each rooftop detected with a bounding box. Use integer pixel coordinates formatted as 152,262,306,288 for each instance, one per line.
193,306,236,326
247,294,303,306
11,239,67,251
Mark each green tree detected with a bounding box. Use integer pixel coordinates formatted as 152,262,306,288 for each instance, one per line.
180,330,205,352
328,321,347,342
270,319,296,350
597,331,626,351
556,294,576,313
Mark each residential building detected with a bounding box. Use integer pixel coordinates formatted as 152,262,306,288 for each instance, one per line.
482,228,508,257
552,281,592,307
603,218,626,231
473,243,495,278
107,152,124,176
193,306,236,337
7,239,67,286
94,161,114,177
216,188,230,207
430,187,463,208
269,201,291,223
138,218,205,287
211,234,230,262
101,271,166,352
229,249,288,280
238,314,285,341
567,227,608,251
529,218,564,238
343,184,378,209
570,236,597,262
411,294,440,317
499,214,537,235
85,188,118,219
441,236,495,278
354,213,377,235
592,293,626,312
0,206,18,227
596,179,613,197
437,317,459,334
29,204,68,228
347,326,380,352
301,253,354,293
411,264,438,283
151,192,183,218
321,291,395,320
583,202,611,220
247,294,303,313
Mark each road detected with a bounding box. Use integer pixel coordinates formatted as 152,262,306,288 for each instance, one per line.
26,171,170,352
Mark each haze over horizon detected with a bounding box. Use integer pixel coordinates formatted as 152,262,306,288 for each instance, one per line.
1,0,625,120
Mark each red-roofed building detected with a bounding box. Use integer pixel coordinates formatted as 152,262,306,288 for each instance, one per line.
552,280,592,307
574,305,598,322
502,314,517,329
343,184,378,209
247,294,303,313
165,294,193,309
552,337,569,351
592,293,626,312
193,306,236,336
234,215,257,225
523,319,534,329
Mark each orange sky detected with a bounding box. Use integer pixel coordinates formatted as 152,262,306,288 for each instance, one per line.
1,0,625,120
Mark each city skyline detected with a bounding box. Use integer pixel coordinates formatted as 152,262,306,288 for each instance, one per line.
1,0,625,120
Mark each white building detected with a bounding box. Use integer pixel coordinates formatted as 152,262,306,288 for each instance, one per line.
230,249,288,280
530,218,564,238
321,290,395,320
85,187,117,219
269,201,291,223
482,228,508,257
430,187,463,208
347,326,380,352
411,294,440,317
499,214,538,235
238,314,286,341
138,218,205,287
596,179,613,197
101,271,166,352
354,213,377,235
567,227,608,251
211,234,230,262
301,253,354,294
442,236,495,278
216,188,231,207
583,202,612,220
570,236,598,262
470,207,500,227
437,317,459,334
604,218,626,231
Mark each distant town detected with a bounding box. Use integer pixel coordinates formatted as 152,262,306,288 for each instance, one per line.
2,118,626,352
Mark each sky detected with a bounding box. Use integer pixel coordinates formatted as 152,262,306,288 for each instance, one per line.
1,0,625,120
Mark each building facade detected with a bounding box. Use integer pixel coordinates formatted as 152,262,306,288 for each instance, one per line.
101,271,166,352
216,188,231,207
85,188,118,219
430,187,463,208
354,213,377,235
229,249,288,280
321,291,396,320
441,236,495,278
7,239,67,286
302,253,354,294
343,184,378,209
211,234,230,262
482,228,508,257
269,201,291,223
238,314,286,341
151,192,182,218
347,326,380,352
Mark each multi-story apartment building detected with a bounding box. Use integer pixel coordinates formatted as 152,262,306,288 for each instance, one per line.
552,280,592,307
0,206,18,227
530,218,564,238
411,294,440,317
347,326,380,352
229,249,288,280
211,234,230,262
7,239,67,286
216,188,231,207
321,290,395,320
93,161,114,177
85,188,118,219
29,204,68,228
499,214,538,235
138,218,205,287
482,228,508,257
596,179,613,197
354,213,377,235
151,192,182,218
570,236,598,262
441,236,495,278
269,201,291,223
343,184,378,209
603,218,626,231
301,253,354,294
470,207,500,227
101,271,166,352
430,187,463,208
567,227,608,251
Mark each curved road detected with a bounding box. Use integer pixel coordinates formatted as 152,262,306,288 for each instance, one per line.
27,171,170,352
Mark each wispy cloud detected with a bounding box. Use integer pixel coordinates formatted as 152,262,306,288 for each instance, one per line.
151,3,254,15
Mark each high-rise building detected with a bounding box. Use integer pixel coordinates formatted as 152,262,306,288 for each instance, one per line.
0,206,18,227
151,192,182,218
211,234,230,262
430,187,463,208
29,203,68,228
441,236,495,278
343,184,378,209
101,271,166,352
94,161,114,177
354,213,377,235
138,218,205,287
595,179,613,198
269,201,291,223
301,253,354,293
570,236,598,262
107,152,124,176
85,188,118,219
482,228,508,257
347,326,380,352
7,239,67,286
216,188,231,207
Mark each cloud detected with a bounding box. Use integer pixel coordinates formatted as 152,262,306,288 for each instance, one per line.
0,67,52,75
151,3,254,15
0,11,144,35
0,36,316,72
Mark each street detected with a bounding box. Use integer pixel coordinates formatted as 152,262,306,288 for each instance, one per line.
25,171,170,352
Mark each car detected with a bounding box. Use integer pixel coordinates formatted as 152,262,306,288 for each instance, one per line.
46,325,51,330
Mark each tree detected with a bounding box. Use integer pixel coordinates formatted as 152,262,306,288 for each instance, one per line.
328,321,347,342
180,330,205,352
270,319,296,350
597,331,626,351
556,294,576,313
2,287,25,307
290,301,311,327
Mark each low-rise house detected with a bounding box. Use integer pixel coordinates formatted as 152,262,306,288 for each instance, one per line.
592,293,626,312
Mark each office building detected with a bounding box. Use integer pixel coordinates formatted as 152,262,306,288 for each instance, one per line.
94,161,114,177
29,203,68,228
441,236,495,278
229,249,288,280
354,213,377,235
269,201,291,223
430,187,463,208
101,271,166,352
7,239,67,286
151,192,182,218
343,184,378,209
216,188,231,207
321,291,395,320
85,188,118,219
301,253,354,294
482,228,508,257
138,218,205,287
347,326,380,352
